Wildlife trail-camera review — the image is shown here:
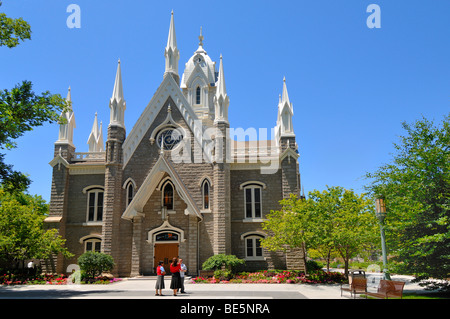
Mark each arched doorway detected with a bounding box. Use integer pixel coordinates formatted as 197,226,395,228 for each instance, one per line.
148,220,185,274
153,231,180,274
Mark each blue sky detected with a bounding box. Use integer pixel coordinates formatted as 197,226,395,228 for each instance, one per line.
1,0,449,202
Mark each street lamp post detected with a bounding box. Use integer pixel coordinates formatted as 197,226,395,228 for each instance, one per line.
375,198,391,280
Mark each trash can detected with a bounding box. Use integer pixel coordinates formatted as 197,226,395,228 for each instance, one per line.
349,269,365,285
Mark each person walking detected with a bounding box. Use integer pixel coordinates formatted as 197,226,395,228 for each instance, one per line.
155,260,166,296
169,257,181,296
178,258,187,293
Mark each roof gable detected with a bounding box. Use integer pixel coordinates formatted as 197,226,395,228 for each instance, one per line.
121,155,202,220
122,74,212,167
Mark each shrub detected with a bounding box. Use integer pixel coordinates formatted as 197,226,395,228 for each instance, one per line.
214,269,233,281
306,260,323,272
78,252,115,280
202,254,245,272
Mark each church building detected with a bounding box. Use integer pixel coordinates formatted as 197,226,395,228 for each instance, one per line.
45,12,304,277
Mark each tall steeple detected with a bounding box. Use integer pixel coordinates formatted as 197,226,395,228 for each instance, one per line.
109,59,126,128
57,86,76,146
103,62,126,272
278,77,294,137
214,55,229,124
164,10,180,83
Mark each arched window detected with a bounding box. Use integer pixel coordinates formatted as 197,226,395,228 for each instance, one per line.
126,182,134,207
84,186,104,222
162,181,174,210
244,235,264,260
196,86,201,105
202,179,210,210
84,238,101,253
244,185,262,219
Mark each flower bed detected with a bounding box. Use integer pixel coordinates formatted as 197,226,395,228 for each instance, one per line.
191,270,346,284
0,272,122,285
0,273,68,285
80,276,122,284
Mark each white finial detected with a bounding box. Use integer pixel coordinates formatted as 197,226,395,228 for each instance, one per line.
88,112,104,152
109,60,126,128
66,86,72,106
165,11,180,78
88,113,99,152
281,76,290,105
112,59,124,102
97,121,104,152
278,77,295,137
216,54,227,96
214,54,229,124
199,26,204,46
57,86,76,145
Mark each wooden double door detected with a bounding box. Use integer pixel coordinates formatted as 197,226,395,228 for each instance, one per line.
154,243,179,274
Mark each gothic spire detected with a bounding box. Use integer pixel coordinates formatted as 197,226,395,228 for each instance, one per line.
88,113,104,152
216,55,227,97
57,86,76,146
214,55,230,124
166,10,177,50
164,11,180,81
66,86,72,109
112,59,124,103
109,59,126,128
281,77,291,109
88,112,99,152
278,77,294,137
97,121,104,152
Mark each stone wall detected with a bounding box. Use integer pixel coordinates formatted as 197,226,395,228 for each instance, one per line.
48,96,305,276
229,168,288,270
102,125,126,276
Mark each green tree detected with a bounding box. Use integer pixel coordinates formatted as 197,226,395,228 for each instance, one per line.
261,194,312,272
365,114,450,280
262,189,378,278
0,188,73,268
308,186,378,278
0,81,67,191
0,2,31,48
306,190,337,272
0,4,67,192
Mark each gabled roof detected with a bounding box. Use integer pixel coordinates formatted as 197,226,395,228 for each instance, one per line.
181,60,211,89
121,154,202,221
49,147,70,169
122,73,213,168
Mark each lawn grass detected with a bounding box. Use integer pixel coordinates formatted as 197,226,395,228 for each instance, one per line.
402,292,450,299
363,292,449,299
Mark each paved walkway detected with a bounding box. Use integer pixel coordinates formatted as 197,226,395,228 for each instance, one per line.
0,273,426,299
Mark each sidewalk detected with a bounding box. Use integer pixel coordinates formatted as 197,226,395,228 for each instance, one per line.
0,272,427,299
